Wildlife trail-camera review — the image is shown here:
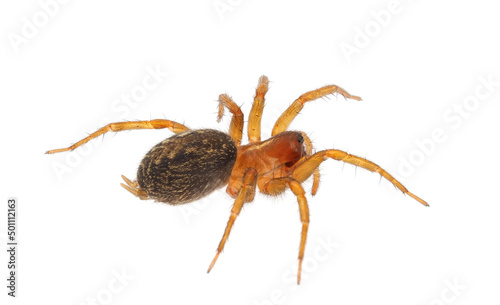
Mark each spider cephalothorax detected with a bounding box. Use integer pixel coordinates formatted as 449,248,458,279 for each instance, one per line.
46,75,428,284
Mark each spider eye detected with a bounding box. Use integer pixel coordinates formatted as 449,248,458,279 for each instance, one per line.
297,133,304,144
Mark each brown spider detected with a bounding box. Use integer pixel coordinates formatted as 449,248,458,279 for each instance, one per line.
46,75,428,284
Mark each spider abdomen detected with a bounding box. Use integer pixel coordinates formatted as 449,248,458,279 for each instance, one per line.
137,129,237,205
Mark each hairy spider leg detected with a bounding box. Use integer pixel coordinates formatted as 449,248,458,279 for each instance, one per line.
248,75,269,143
120,175,148,200
298,131,320,195
261,177,309,285
207,168,258,273
45,120,189,154
272,85,361,136
217,94,244,146
291,150,429,206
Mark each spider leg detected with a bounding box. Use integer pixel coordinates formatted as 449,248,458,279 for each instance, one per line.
248,75,269,143
291,150,428,206
120,175,149,200
261,177,309,284
272,84,361,136
207,168,257,273
45,119,189,154
217,94,244,146
298,131,320,195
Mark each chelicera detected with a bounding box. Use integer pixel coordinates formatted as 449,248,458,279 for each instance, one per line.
46,75,428,284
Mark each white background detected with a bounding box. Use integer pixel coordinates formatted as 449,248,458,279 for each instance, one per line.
1,0,499,304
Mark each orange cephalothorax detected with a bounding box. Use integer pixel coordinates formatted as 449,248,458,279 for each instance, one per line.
226,131,307,198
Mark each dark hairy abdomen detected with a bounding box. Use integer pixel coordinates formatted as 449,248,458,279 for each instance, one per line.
137,129,237,205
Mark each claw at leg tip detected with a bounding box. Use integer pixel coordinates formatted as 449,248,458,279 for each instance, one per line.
297,260,302,285
207,252,220,273
407,192,429,207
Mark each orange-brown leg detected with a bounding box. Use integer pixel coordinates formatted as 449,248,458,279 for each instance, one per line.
248,75,269,143
45,119,189,154
291,150,428,206
217,94,244,146
261,177,309,284
298,131,320,195
207,168,258,273
272,84,361,136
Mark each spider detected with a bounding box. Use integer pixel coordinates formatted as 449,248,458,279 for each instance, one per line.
46,75,428,284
